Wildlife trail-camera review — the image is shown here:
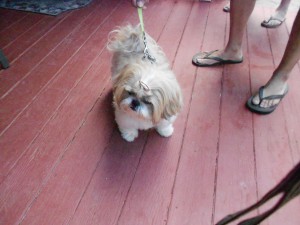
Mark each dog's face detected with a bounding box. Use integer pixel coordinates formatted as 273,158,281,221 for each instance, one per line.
113,63,182,124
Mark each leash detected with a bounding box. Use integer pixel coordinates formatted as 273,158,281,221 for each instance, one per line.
137,7,156,63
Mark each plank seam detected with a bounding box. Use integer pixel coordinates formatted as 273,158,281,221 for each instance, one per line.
165,1,201,224
245,21,260,219
211,3,228,224
64,88,117,225
115,136,150,225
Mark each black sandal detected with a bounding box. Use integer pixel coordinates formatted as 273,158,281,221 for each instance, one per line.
246,86,288,114
192,50,243,67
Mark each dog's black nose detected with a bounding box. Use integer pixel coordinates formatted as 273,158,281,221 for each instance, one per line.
130,99,140,111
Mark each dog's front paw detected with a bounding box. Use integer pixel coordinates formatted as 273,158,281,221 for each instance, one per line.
120,129,138,142
156,125,174,137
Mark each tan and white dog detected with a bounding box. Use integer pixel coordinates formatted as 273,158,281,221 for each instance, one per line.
107,24,183,142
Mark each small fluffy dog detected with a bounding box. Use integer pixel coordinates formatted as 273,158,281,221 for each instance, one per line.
107,24,183,142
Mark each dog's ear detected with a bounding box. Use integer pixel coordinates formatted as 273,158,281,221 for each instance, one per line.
152,101,163,124
150,84,183,124
162,91,183,119
162,80,183,120
112,65,139,106
112,70,128,107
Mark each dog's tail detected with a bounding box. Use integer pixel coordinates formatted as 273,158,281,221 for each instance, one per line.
107,24,145,54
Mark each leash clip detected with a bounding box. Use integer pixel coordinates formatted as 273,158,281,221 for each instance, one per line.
138,7,156,64
142,32,156,63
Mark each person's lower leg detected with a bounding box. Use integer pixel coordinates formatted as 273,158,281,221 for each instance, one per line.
252,10,300,106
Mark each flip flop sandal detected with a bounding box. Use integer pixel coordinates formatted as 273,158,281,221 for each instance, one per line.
261,17,286,28
223,4,230,12
246,86,289,114
192,50,243,67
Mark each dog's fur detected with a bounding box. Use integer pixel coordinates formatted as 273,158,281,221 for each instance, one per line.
107,24,183,142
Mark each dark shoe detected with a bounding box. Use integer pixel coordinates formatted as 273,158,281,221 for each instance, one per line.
246,86,288,114
192,50,243,67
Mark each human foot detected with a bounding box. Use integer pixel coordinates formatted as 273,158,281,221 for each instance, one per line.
246,84,289,114
261,17,286,28
192,50,243,67
223,3,230,12
261,10,286,28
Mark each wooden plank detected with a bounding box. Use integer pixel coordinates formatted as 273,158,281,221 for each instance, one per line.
0,2,129,225
0,0,110,135
67,130,148,225
0,9,28,31
3,14,69,63
115,1,196,225
0,13,44,48
18,52,117,225
166,1,220,225
0,0,100,97
0,38,110,225
248,6,300,225
213,11,257,225
0,0,121,183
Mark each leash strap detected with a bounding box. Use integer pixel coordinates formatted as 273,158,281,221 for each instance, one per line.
137,7,156,63
137,7,145,32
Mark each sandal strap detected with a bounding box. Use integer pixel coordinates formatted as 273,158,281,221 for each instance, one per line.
265,17,286,23
194,50,219,62
202,51,243,62
203,49,219,58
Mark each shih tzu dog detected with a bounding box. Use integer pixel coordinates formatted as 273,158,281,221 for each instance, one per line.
107,24,183,142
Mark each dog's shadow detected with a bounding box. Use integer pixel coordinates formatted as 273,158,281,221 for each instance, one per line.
94,90,170,195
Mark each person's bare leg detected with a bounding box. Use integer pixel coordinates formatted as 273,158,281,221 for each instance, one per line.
273,0,291,20
196,0,256,65
251,9,300,108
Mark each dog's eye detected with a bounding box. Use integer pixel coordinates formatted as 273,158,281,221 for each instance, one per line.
143,99,152,105
127,91,135,96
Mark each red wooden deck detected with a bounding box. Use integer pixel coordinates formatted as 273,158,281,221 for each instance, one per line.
0,0,300,224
